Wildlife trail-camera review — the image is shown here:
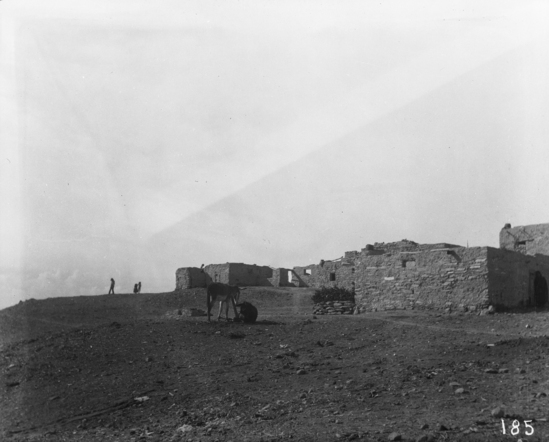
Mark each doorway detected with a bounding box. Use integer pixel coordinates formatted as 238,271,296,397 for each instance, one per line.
534,271,548,307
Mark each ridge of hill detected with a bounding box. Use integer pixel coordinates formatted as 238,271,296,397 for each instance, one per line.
0,288,315,348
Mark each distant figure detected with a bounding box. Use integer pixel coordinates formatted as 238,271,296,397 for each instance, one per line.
137,281,142,293
108,278,115,295
133,283,138,295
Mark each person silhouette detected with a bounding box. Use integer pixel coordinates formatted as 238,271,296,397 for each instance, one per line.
137,281,142,293
108,278,115,295
133,283,138,295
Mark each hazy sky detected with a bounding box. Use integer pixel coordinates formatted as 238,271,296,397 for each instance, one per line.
1,1,549,309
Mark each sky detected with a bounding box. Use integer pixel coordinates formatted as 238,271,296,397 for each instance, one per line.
1,1,549,309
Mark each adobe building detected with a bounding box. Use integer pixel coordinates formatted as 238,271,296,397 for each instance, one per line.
175,222,549,313
499,223,549,256
291,223,549,312
175,263,290,290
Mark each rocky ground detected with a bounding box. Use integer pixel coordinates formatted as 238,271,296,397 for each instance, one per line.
1,288,549,441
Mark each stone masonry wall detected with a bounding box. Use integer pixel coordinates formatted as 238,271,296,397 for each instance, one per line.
175,267,207,290
227,263,273,286
355,247,490,312
500,223,549,256
487,247,549,309
294,247,491,312
268,268,290,287
176,263,291,290
313,300,355,315
203,264,231,284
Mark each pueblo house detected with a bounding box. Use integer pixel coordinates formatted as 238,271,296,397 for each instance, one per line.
176,263,290,290
175,222,549,312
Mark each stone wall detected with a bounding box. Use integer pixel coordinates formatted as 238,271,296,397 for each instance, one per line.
225,263,273,286
487,247,549,309
268,268,290,287
355,247,491,312
500,223,549,256
176,263,290,289
175,267,207,290
294,246,492,312
313,300,355,315
204,264,231,284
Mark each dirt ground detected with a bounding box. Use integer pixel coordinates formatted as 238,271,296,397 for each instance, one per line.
1,287,549,442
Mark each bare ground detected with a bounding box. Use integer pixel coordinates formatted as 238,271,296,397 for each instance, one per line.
1,287,549,442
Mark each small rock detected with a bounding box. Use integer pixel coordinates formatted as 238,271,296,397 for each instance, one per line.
437,424,449,431
498,368,509,374
449,382,461,389
525,324,531,328
491,407,504,418
145,356,153,362
6,381,20,388
296,369,307,375
388,432,402,441
484,368,498,374
515,368,526,374
454,388,466,395
420,424,429,430
177,424,193,433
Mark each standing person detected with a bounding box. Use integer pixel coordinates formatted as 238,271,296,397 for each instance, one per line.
108,278,115,295
137,281,142,293
133,283,138,295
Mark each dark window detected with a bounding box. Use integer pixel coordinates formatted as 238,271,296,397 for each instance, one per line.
330,272,336,281
351,268,355,274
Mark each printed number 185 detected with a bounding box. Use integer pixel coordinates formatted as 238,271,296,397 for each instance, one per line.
501,419,534,436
